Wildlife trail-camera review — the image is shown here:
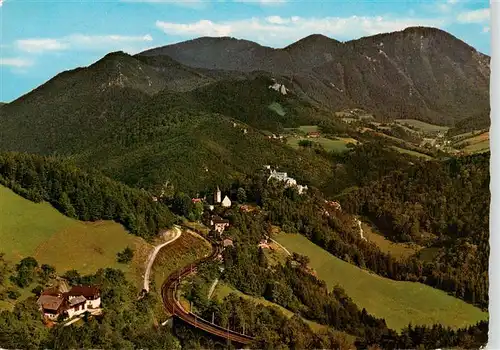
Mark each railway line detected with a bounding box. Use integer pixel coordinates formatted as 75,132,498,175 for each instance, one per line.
160,230,255,346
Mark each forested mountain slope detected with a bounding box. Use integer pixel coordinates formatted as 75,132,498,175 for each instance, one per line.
141,27,490,125
0,152,174,238
340,152,490,307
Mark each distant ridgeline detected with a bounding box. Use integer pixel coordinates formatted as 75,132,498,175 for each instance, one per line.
0,152,175,238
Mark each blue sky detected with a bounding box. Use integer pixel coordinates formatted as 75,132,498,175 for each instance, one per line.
0,0,491,102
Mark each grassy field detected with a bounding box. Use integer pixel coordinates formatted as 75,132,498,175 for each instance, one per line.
417,247,441,263
181,220,210,235
395,119,449,133
274,232,487,332
264,242,290,266
212,282,356,345
0,185,150,284
361,222,422,260
450,130,484,141
297,125,319,133
287,136,350,153
454,132,490,154
390,146,433,160
0,184,158,310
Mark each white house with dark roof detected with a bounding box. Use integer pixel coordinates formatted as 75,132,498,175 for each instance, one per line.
37,285,101,321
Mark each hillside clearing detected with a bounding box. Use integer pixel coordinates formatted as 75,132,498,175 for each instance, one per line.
454,132,489,154
287,136,350,153
361,222,422,260
395,119,449,133
268,102,286,116
0,185,151,286
390,146,433,160
297,125,319,133
274,232,487,332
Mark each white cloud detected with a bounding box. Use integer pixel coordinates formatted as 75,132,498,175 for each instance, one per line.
16,34,153,54
0,58,34,68
265,16,289,24
482,26,490,33
457,8,490,23
0,0,4,7
119,0,206,9
155,15,447,46
234,0,286,6
156,19,232,37
16,39,69,53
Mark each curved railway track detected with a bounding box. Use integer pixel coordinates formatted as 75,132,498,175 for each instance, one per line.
161,229,255,345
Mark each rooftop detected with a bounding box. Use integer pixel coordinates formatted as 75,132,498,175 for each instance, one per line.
37,295,64,311
66,285,100,298
69,295,87,306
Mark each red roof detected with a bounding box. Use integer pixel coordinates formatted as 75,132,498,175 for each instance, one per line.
66,285,100,299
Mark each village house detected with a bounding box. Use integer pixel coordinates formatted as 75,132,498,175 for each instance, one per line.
37,285,101,321
191,198,202,204
307,131,321,138
210,215,230,234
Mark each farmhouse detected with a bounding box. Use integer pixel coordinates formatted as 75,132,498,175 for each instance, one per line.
210,215,230,234
37,285,101,321
307,131,321,138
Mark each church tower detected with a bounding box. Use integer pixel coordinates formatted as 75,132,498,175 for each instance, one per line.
214,186,222,204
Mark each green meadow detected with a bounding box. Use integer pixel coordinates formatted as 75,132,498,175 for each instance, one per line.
274,232,488,331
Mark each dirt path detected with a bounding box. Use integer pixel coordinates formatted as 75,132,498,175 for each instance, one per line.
207,278,219,299
143,225,182,292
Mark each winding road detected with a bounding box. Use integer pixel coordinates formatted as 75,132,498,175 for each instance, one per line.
160,230,255,345
143,225,182,292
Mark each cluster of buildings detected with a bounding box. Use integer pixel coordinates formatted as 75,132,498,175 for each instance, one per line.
37,284,101,322
265,166,308,194
268,80,288,95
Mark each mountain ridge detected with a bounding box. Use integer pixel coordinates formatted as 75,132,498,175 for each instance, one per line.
138,26,490,125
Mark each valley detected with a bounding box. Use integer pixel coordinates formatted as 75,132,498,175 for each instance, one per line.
0,22,491,350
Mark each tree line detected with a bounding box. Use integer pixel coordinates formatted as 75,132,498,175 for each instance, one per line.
0,152,175,239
